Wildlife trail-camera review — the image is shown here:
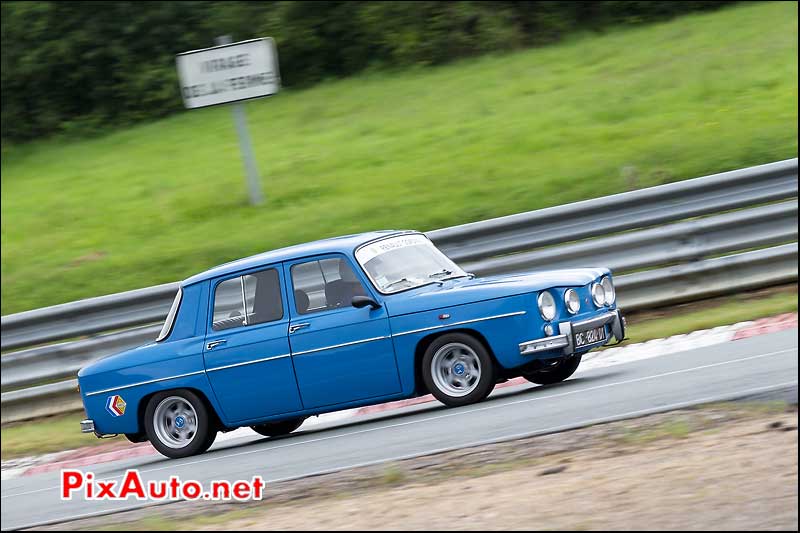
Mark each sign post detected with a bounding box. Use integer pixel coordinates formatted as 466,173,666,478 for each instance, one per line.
176,36,281,205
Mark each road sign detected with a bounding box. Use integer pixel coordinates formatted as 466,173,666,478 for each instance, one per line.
176,38,280,110
176,36,279,205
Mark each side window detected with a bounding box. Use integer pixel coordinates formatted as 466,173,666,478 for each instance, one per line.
291,257,367,315
213,278,244,331
212,268,283,331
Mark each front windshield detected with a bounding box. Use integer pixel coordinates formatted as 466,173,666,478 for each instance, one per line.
355,234,468,294
156,288,182,342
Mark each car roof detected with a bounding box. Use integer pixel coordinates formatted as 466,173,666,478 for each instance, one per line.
180,230,417,286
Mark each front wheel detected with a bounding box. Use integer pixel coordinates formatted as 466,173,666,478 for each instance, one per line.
422,333,496,407
251,417,306,437
522,354,582,385
124,432,147,444
144,389,216,459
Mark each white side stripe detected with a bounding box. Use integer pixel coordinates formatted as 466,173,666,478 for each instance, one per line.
206,354,291,372
85,371,206,397
85,311,526,395
292,336,390,356
391,311,527,337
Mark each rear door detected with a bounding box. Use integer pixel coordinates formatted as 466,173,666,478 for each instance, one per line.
284,254,401,409
203,265,304,423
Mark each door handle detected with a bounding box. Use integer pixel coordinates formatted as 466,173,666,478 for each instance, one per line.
206,339,227,350
289,323,310,334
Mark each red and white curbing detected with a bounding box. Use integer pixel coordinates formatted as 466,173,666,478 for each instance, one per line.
732,312,798,340
3,312,796,480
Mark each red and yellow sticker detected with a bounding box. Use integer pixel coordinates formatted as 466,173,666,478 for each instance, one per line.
105,395,126,417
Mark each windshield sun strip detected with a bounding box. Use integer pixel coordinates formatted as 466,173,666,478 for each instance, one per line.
353,233,466,295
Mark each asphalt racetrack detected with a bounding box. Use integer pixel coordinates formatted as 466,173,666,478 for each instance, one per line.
2,328,797,530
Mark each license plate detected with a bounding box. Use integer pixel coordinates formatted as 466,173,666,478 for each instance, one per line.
574,326,607,348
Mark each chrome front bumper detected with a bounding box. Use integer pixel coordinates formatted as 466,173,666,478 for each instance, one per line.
519,309,625,356
80,419,95,433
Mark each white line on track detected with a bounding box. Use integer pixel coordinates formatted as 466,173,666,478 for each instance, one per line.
9,378,800,531
3,346,795,501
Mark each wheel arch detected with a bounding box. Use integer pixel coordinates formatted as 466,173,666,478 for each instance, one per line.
412,327,499,395
137,386,224,435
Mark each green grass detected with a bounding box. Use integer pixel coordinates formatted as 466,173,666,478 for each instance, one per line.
0,411,124,460
1,2,797,314
618,419,692,445
623,287,798,344
379,466,407,486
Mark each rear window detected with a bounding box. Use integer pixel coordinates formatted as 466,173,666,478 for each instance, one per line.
156,288,182,342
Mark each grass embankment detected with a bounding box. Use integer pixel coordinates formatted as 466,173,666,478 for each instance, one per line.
1,1,797,314
621,285,799,344
2,285,796,460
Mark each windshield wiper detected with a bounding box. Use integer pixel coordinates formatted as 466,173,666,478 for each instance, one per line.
428,269,453,279
384,277,416,290
440,274,470,281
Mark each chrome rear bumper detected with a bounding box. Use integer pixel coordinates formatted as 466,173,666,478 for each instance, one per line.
519,309,625,356
80,419,95,433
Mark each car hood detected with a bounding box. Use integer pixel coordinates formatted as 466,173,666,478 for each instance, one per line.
384,268,609,317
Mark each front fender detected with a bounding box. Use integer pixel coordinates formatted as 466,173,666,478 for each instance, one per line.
390,293,539,394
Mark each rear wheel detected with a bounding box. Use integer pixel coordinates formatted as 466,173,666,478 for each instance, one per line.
144,389,216,459
522,354,582,385
422,333,496,407
251,417,306,437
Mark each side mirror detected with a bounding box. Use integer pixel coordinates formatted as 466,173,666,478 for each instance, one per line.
352,295,381,310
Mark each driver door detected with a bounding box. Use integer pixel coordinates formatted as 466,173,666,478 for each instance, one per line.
284,254,401,410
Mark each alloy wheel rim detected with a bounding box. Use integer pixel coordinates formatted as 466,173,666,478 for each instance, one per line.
431,342,481,397
153,396,198,449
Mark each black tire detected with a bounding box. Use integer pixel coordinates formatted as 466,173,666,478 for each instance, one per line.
421,332,496,407
124,432,148,444
522,354,582,385
251,417,306,437
143,389,216,459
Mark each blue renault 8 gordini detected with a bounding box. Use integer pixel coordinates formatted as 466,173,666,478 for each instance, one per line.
78,231,625,458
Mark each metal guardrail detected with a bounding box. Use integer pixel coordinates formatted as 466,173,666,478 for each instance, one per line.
0,282,179,352
429,159,797,262
2,159,798,423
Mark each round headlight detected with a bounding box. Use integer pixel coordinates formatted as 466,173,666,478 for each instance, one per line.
538,291,557,321
564,288,580,314
591,282,606,307
601,276,615,305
